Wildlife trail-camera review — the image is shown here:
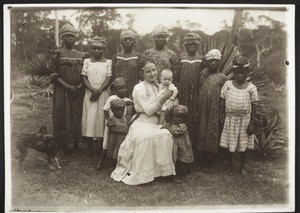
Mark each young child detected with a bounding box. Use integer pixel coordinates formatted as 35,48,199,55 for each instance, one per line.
162,105,194,177
106,99,130,165
219,55,258,176
81,36,112,155
158,69,179,125
96,77,132,170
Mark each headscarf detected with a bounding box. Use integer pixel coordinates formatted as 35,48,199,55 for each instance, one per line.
232,55,250,69
205,49,222,60
91,36,107,47
59,23,78,37
111,99,126,109
120,30,136,41
173,105,188,115
183,33,201,45
151,25,169,37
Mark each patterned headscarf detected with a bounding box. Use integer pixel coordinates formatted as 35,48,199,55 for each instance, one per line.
173,105,188,115
120,30,136,41
91,36,107,47
59,23,78,37
183,33,201,45
205,49,222,60
151,25,169,37
111,99,126,109
232,55,250,69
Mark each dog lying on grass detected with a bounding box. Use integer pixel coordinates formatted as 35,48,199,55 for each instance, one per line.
15,126,61,170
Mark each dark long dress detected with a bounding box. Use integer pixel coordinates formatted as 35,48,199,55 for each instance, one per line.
112,51,142,96
177,54,204,147
196,70,228,154
47,48,87,144
142,47,180,80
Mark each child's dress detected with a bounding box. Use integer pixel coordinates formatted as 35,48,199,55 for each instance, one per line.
158,83,179,111
164,123,194,163
103,95,132,149
220,80,258,152
106,116,130,159
81,58,112,138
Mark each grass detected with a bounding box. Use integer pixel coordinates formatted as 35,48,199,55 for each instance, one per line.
8,84,290,212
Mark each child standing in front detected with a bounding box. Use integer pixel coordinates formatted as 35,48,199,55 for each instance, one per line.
219,55,258,175
81,36,112,155
162,105,194,177
96,77,132,170
158,69,179,125
105,99,130,167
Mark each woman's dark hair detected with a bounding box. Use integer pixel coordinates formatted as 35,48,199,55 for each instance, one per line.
141,59,156,69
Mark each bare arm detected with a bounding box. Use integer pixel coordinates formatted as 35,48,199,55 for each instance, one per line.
104,110,110,120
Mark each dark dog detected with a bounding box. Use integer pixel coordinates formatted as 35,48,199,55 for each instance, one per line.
15,126,61,170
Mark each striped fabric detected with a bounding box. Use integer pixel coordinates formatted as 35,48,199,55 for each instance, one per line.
220,81,258,152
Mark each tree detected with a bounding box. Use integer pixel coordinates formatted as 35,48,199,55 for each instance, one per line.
238,12,287,84
11,8,53,61
75,8,121,37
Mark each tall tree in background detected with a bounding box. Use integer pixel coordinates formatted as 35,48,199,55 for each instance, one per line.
238,12,287,84
11,9,53,60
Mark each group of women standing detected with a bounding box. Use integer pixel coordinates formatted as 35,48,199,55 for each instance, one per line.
47,23,258,185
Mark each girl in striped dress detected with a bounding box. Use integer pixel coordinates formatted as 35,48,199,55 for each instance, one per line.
219,56,258,175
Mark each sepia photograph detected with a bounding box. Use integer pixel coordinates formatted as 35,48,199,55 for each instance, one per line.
3,3,295,212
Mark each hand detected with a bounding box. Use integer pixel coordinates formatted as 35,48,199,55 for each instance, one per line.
66,85,80,95
90,93,100,102
247,120,255,135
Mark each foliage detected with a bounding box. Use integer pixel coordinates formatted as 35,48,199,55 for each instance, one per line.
254,110,287,157
25,54,50,76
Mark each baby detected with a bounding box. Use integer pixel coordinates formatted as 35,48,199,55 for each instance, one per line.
158,69,179,125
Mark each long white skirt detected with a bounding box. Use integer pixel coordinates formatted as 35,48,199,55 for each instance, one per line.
111,114,176,185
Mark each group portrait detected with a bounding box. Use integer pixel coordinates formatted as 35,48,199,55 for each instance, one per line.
3,3,295,213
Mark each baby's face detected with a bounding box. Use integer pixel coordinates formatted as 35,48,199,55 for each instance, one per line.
160,73,173,86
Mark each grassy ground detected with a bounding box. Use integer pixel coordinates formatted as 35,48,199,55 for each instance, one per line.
8,80,290,212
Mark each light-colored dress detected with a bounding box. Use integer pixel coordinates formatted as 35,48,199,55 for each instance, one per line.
220,80,258,152
81,58,112,138
103,95,132,149
158,83,178,111
111,81,176,185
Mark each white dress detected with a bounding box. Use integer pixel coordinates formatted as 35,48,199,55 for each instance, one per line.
81,58,112,138
111,81,176,185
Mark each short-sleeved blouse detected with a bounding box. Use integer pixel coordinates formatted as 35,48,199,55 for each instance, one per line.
81,58,112,87
221,80,258,115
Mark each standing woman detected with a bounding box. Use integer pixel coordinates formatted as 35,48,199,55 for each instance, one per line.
142,25,180,80
196,49,228,168
112,30,142,96
111,60,176,185
178,32,204,148
47,23,87,154
81,36,112,154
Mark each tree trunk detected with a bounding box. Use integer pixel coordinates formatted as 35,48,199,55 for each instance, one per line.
55,10,59,48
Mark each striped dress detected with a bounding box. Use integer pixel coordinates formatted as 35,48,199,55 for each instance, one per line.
220,81,258,152
47,48,87,144
112,51,141,96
